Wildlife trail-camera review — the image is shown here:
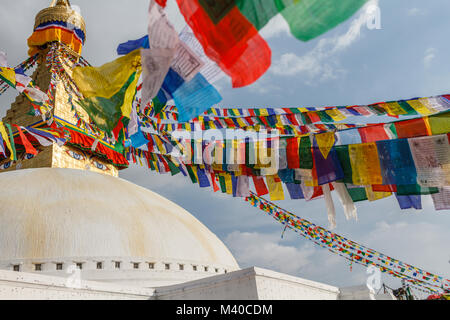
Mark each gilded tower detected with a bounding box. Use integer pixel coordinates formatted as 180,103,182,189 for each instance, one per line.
2,0,126,177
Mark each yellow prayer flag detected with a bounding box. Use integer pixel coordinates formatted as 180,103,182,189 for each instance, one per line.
380,102,407,116
423,116,432,136
406,99,435,116
266,175,285,201
325,109,347,121
365,187,391,201
236,118,247,128
224,173,233,195
315,132,335,159
73,49,141,100
214,141,224,165
259,109,269,116
0,67,16,87
349,143,383,186
0,122,13,158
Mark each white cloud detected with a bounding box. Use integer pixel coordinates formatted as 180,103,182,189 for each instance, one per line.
260,14,290,39
424,48,437,68
224,216,450,290
270,47,345,83
363,220,450,279
225,231,315,275
408,8,424,16
270,0,379,83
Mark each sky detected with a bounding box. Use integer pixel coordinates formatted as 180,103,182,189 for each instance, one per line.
0,0,449,297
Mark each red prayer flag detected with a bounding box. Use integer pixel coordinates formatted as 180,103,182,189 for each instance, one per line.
310,186,324,199
394,118,429,139
211,172,220,192
286,114,300,126
112,116,124,140
286,137,300,169
252,175,268,196
13,125,38,155
175,0,271,88
358,124,390,143
155,0,167,7
306,112,321,123
372,184,397,192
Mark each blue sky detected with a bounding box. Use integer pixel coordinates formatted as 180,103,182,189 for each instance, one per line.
1,0,449,295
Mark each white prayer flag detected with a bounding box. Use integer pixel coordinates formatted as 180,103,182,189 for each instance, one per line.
0,51,7,68
408,135,450,187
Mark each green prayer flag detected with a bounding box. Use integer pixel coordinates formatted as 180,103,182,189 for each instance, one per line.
5,123,17,161
397,101,418,115
428,111,450,135
281,0,368,41
167,159,181,176
219,175,227,193
236,0,367,42
77,72,138,133
397,184,439,196
335,145,353,184
299,136,313,169
186,166,198,184
346,185,368,202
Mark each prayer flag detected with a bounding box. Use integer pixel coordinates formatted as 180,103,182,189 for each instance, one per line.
73,49,142,133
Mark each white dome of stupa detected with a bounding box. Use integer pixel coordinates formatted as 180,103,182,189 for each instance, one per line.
0,168,239,287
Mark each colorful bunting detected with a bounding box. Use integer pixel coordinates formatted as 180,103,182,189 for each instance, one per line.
245,192,449,293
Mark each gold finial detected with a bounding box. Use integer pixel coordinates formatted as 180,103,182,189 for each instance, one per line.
50,0,72,7
34,0,86,36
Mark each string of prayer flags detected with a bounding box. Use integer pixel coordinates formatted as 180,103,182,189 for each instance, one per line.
0,121,69,163
245,192,449,293
0,52,50,112
191,94,450,120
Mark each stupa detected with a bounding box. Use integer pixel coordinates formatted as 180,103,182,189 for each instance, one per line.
0,1,392,300
0,0,239,288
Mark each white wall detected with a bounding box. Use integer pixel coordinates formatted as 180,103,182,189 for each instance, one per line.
0,269,154,300
155,267,340,300
0,266,393,300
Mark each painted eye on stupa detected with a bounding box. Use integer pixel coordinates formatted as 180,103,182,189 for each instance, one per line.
91,160,109,171
66,150,85,161
0,161,12,170
23,153,36,160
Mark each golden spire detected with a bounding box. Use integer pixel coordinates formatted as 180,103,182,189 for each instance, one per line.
50,0,71,6
34,0,86,37
1,1,119,176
